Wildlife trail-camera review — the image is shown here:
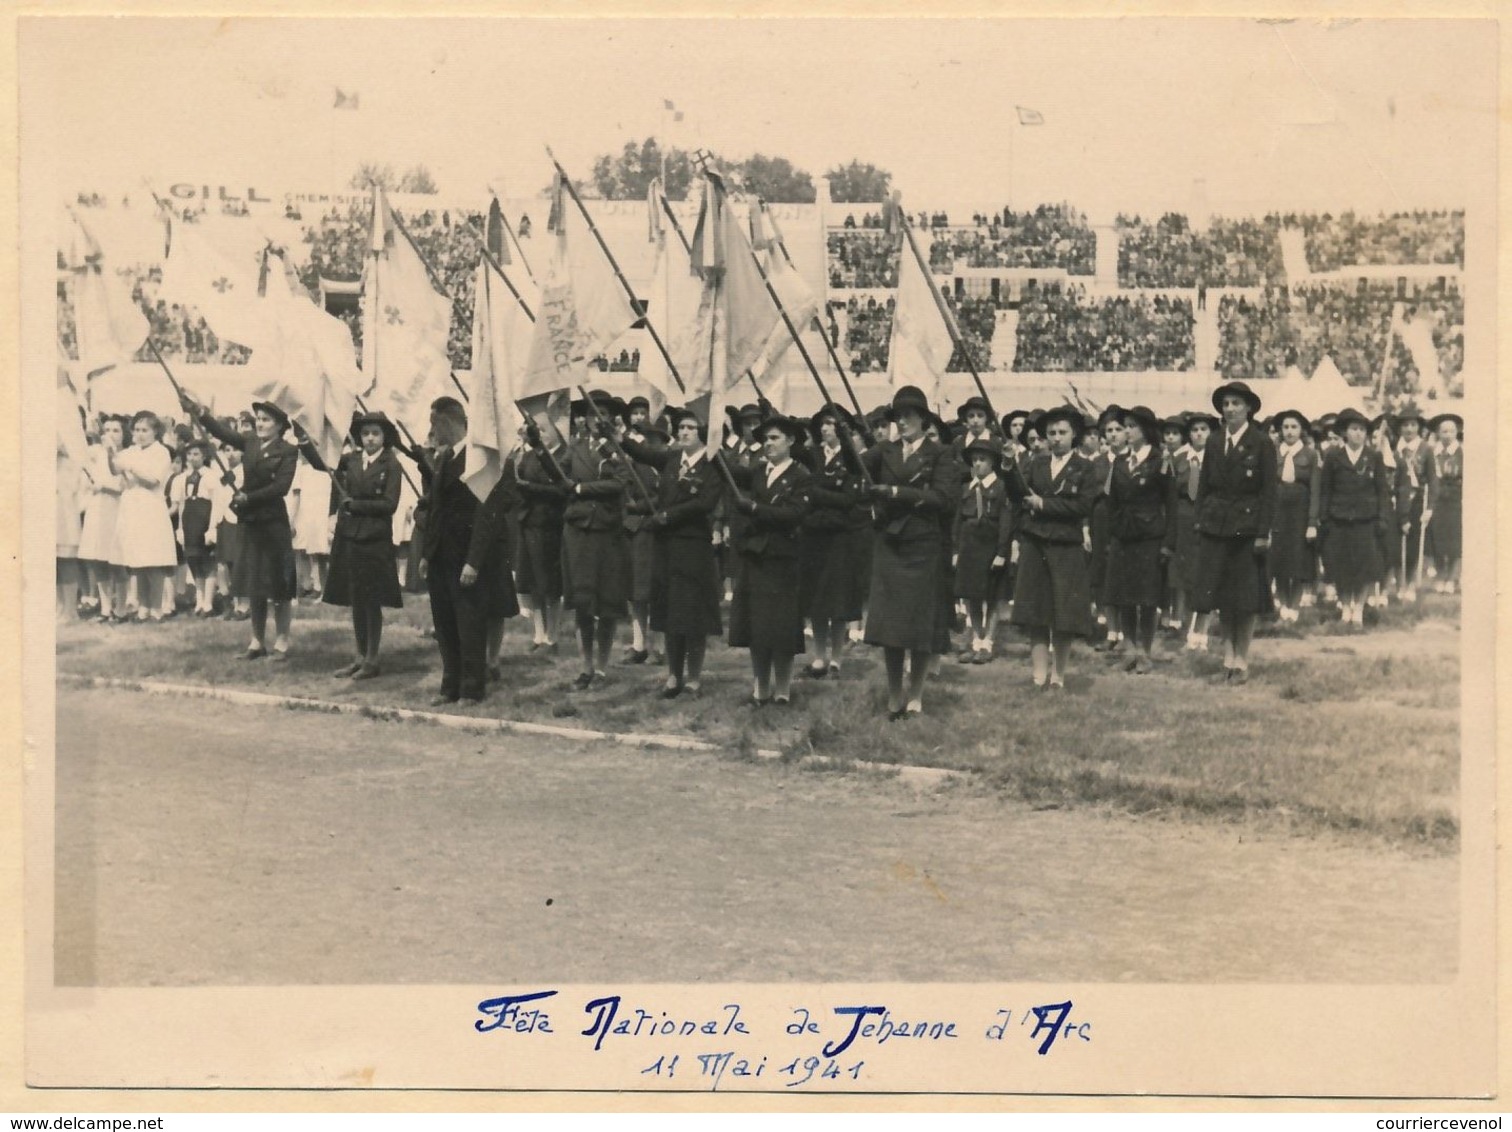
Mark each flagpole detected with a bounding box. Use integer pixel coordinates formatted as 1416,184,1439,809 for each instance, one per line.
546,148,686,397
572,385,658,509
898,208,998,423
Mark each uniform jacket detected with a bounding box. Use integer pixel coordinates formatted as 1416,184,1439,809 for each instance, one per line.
559,439,626,533
1318,446,1392,527
330,448,403,543
730,459,813,560
198,414,297,526
860,437,962,543
800,443,865,533
419,446,493,568
1428,444,1462,508
1394,439,1436,522
1107,447,1177,547
1195,422,1278,539
953,473,1014,559
1273,441,1323,526
515,446,572,529
1170,445,1206,505
1007,450,1098,543
622,438,727,542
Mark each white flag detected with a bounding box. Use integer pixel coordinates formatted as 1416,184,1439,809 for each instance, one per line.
157,215,273,354
61,208,150,378
888,228,956,404
361,187,456,441
519,177,639,401
463,257,538,501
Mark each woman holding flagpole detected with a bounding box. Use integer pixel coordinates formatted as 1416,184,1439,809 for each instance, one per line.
859,385,962,720
182,393,300,660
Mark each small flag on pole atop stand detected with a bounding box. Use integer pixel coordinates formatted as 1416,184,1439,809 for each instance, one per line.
1016,105,1045,125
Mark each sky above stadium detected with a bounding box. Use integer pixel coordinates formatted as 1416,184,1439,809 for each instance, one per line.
24,16,1496,218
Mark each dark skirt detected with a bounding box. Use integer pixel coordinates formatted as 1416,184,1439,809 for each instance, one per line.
864,531,947,653
562,525,630,619
1103,536,1165,608
1270,483,1316,585
1010,534,1095,638
1323,520,1384,595
846,524,873,615
323,535,403,609
729,551,805,654
231,519,297,601
1192,533,1270,617
403,513,427,595
1089,497,1113,605
628,528,655,603
953,521,1002,602
181,498,212,558
651,533,722,637
1172,498,1200,590
214,521,240,570
799,527,863,622
517,525,564,603
1429,488,1462,563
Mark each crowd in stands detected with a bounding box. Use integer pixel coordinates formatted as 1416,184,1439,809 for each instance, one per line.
1215,278,1464,394
927,204,1096,276
1115,213,1284,289
1013,282,1195,372
1301,210,1464,273
828,231,901,289
841,295,895,373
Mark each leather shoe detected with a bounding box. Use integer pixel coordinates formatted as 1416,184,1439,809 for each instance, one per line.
332,660,363,678
241,646,267,661
352,663,381,680
429,693,459,707
1229,669,1249,686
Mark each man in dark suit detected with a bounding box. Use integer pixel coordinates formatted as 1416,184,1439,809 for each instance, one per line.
418,396,496,705
1191,381,1277,685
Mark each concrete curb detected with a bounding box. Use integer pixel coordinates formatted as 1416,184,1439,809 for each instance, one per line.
59,673,963,789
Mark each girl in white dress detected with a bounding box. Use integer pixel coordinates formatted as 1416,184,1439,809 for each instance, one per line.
291,457,333,597
108,411,179,622
77,415,127,621
57,445,84,621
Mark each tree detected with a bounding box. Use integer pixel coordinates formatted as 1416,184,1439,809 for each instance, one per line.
734,154,815,203
398,165,438,194
825,160,893,204
582,138,818,202
347,162,438,194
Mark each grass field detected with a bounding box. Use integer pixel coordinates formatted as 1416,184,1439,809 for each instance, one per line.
54,592,1461,850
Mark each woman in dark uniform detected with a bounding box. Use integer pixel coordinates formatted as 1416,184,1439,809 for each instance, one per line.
1191,381,1277,684
182,393,299,660
1007,405,1098,690
727,413,813,706
1088,405,1126,653
515,422,570,652
1172,412,1215,649
1427,413,1462,594
623,407,726,698
799,404,864,680
560,394,631,690
859,385,963,720
319,411,404,679
953,435,1013,664
1318,408,1392,629
176,440,217,617
1104,406,1176,674
1269,409,1321,623
618,419,663,666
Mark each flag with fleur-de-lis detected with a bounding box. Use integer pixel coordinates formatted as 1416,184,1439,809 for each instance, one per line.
155,209,273,356
360,185,455,440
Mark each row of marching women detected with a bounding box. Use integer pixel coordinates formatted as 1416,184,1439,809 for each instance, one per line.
57,380,1464,722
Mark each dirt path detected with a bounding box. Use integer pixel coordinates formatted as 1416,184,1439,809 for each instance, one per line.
53,686,1456,986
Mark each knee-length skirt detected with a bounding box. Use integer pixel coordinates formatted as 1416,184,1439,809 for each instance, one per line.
1429,489,1462,563
800,527,863,622
215,521,241,571
1191,532,1270,617
1323,520,1384,595
1103,535,1166,608
1270,483,1316,585
628,528,655,604
1172,498,1200,591
562,524,629,619
77,493,119,563
110,487,178,570
323,535,403,609
232,519,298,601
864,531,948,653
953,521,1002,602
729,550,805,654
650,533,722,637
517,524,564,603
1010,534,1096,638
1089,497,1113,605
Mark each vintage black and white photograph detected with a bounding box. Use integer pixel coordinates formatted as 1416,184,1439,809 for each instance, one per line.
19,14,1498,1097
